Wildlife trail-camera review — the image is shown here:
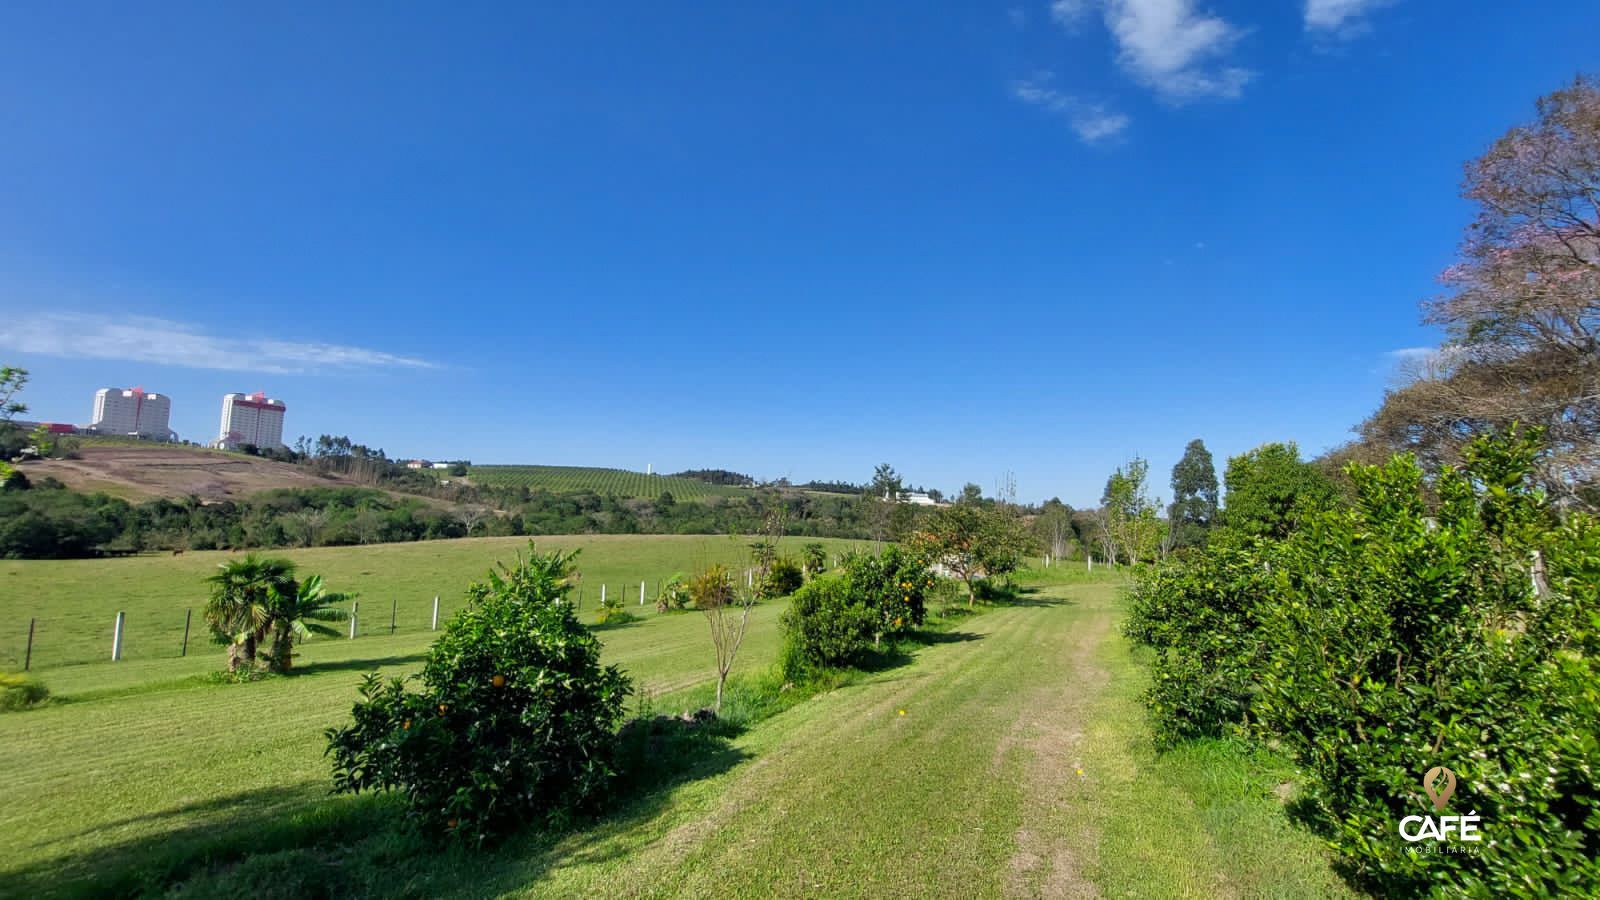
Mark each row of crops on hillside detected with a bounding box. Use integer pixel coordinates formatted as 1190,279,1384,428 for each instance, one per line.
465,465,750,500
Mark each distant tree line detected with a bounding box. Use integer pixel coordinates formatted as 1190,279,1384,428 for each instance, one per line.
666,469,755,487
0,474,958,558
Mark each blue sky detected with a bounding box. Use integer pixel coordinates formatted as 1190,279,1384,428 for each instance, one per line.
1,1,1595,506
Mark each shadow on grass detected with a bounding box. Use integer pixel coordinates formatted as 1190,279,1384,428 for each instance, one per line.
288,651,430,676
10,716,747,899
905,629,985,646
589,616,645,633
1002,594,1075,608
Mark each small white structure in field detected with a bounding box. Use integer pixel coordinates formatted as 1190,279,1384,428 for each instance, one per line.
900,491,939,506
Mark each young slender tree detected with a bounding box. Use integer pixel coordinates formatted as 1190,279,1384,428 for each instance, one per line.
702,567,753,715
704,509,783,713
1101,458,1158,565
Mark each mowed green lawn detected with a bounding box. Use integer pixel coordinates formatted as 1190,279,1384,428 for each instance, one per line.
0,534,874,671
0,550,1351,898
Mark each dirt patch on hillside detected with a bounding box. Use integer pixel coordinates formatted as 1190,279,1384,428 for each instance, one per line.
20,445,367,501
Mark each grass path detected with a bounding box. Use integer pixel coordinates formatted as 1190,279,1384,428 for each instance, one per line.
486,578,1351,898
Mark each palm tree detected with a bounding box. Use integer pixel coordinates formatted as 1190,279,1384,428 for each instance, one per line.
263,574,350,673
204,555,297,672
803,542,827,576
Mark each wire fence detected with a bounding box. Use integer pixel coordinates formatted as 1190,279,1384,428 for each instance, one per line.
2,575,770,672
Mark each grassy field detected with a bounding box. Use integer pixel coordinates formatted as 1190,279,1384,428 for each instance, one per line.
0,552,1351,898
0,534,875,671
465,464,752,499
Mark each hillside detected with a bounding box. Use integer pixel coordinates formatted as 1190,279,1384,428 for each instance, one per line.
466,464,752,499
17,443,375,502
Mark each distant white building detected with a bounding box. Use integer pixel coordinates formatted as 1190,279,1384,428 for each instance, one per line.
901,491,939,506
90,387,175,440
213,391,287,450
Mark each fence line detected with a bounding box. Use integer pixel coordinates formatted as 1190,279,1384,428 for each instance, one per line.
5,575,678,671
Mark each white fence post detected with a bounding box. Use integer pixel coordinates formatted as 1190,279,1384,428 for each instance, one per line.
349,601,359,639
640,581,646,605
601,584,607,606
431,595,440,630
111,611,126,661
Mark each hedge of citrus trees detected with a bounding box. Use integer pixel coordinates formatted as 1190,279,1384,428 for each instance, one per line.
1125,429,1599,897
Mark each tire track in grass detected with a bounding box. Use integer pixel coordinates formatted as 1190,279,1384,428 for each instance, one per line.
1001,589,1110,899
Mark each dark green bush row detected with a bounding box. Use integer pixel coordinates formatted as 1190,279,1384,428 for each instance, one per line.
0,475,909,558
1125,430,1600,896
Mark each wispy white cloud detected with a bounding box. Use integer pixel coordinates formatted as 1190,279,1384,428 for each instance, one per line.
1386,346,1436,362
0,312,439,375
1305,0,1391,35
1011,73,1130,145
1046,1,1252,102
1101,0,1252,101
1049,0,1094,27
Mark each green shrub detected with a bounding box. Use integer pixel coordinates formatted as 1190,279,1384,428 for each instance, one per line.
779,548,938,677
654,574,691,612
779,578,876,678
1122,541,1278,745
595,586,635,625
802,542,828,575
688,564,734,609
760,556,804,598
0,671,49,711
595,604,636,626
325,546,631,844
840,545,933,643
1128,430,1600,896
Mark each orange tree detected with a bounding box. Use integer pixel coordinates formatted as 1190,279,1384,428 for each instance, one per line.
840,546,935,646
326,545,630,843
911,503,1035,606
